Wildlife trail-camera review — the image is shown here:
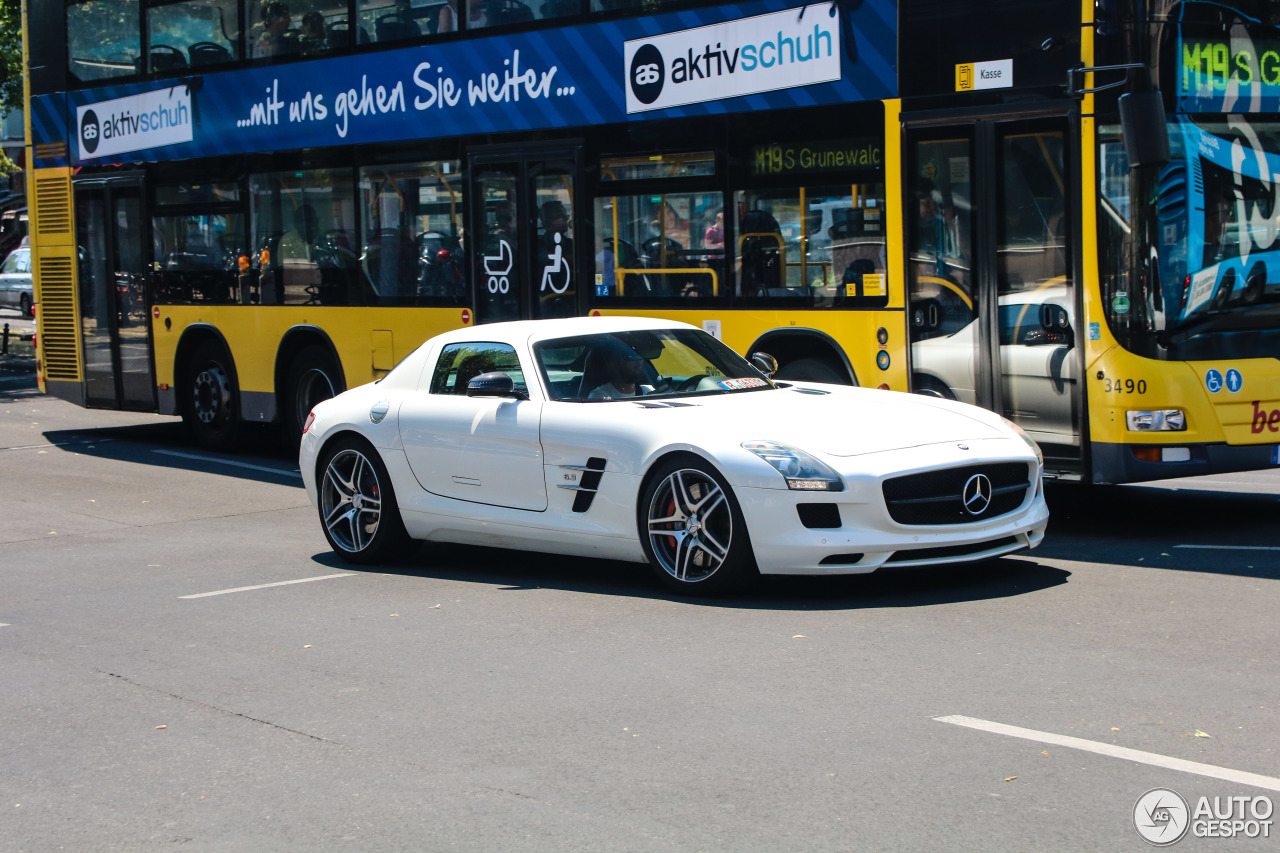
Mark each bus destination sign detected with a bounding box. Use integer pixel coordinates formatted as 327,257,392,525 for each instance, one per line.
752,139,882,177
1179,33,1280,111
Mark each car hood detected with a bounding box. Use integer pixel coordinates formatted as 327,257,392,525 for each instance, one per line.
629,385,1007,457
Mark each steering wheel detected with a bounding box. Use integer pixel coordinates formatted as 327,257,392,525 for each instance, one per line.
676,375,708,392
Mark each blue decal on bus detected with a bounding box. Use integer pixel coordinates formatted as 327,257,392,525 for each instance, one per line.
33,0,898,166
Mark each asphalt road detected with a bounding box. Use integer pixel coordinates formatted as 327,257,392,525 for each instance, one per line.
1,380,1278,851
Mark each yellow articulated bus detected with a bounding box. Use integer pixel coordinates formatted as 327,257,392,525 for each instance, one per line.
24,0,1280,482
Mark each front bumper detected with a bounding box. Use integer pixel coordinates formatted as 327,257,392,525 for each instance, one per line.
735,448,1049,575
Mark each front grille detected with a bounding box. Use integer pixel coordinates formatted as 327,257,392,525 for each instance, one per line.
885,536,1021,563
882,462,1030,525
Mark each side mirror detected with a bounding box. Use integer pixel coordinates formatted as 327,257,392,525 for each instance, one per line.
750,351,778,377
467,371,521,398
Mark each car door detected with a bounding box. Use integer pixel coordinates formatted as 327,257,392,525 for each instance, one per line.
998,291,1078,446
399,340,548,511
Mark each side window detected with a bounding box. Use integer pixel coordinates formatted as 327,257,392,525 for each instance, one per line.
429,342,526,395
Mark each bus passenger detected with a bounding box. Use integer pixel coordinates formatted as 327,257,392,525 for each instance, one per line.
257,2,296,56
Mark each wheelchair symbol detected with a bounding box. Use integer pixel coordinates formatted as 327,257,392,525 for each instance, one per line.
541,232,571,295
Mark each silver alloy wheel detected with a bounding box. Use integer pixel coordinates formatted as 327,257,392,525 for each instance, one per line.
192,362,231,424
321,448,383,553
646,468,733,583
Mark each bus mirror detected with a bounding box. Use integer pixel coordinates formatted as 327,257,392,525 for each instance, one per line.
1118,89,1170,168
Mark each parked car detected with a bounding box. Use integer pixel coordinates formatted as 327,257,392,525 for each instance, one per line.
0,246,32,316
300,316,1048,594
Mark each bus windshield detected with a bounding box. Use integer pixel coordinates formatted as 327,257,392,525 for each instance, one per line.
1101,115,1280,360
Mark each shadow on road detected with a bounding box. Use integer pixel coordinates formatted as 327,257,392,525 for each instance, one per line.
37,421,302,484
308,545,1070,611
1034,482,1280,581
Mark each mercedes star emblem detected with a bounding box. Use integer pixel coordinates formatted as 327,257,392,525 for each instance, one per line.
962,473,992,515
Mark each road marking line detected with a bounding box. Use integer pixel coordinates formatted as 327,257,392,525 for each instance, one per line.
180,573,355,599
153,449,302,479
2,438,117,452
0,623,9,627
935,715,1280,792
1174,545,1280,552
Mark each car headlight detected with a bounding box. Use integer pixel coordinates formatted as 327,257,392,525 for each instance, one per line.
742,441,844,491
1002,418,1043,467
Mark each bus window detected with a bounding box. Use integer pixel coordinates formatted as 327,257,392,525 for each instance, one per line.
249,0,352,57
593,192,723,299
68,0,140,81
459,0,576,30
152,213,247,304
248,168,359,306
147,0,240,70
360,161,466,305
734,184,886,306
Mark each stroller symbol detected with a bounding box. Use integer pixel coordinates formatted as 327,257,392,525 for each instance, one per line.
483,239,513,294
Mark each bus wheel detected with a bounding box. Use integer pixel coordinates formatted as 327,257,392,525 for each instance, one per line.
184,340,241,450
19,292,32,318
775,358,849,384
285,345,341,446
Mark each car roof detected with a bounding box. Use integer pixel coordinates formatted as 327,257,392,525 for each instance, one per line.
429,316,700,348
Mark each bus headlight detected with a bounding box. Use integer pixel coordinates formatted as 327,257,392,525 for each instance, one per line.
1126,409,1186,431
743,441,845,491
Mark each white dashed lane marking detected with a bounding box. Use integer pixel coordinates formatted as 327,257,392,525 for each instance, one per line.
935,715,1280,792
180,573,355,599
153,449,302,479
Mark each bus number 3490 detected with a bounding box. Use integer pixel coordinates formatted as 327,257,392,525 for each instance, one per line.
1103,378,1147,394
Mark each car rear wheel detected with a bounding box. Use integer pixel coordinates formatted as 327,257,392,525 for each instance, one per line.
639,455,756,594
318,437,413,564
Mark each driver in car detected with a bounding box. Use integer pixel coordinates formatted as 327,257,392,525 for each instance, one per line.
587,342,654,400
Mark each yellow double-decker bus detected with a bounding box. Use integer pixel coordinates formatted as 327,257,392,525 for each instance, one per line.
22,0,1280,483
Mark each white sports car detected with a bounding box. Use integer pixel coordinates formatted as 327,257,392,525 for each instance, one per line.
300,317,1048,593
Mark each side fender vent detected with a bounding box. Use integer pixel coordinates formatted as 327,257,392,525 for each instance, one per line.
558,456,607,513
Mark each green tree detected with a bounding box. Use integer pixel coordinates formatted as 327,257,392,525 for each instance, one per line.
0,0,20,111
0,0,22,175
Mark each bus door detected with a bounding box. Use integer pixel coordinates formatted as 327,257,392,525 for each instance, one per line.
468,146,582,323
73,176,155,410
904,115,1081,466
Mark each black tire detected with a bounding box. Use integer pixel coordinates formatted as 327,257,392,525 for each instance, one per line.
911,373,957,400
183,340,242,450
19,292,32,318
775,357,849,384
317,436,413,564
638,454,756,595
285,344,343,446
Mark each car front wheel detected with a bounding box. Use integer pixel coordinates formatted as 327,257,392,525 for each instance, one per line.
318,437,413,564
639,455,755,594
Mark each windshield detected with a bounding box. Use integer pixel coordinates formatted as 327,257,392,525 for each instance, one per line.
536,328,773,402
1100,114,1280,360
